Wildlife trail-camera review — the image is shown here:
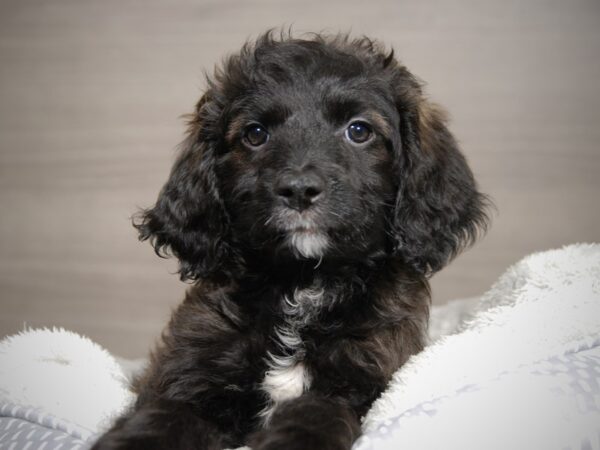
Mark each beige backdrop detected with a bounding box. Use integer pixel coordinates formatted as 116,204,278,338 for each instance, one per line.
1,0,599,357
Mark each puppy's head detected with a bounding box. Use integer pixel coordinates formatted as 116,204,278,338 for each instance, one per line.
135,32,489,281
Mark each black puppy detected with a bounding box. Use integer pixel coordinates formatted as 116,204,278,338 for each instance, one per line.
93,32,488,450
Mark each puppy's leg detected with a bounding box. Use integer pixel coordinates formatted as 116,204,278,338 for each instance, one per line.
248,393,361,450
91,399,224,450
93,290,261,449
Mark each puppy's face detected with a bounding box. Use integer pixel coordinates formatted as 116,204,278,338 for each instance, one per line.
135,34,488,280
217,66,400,261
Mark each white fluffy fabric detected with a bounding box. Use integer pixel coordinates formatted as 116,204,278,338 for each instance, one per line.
0,327,135,432
360,243,600,450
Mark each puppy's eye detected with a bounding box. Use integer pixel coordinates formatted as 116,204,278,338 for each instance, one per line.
345,121,373,144
243,124,269,147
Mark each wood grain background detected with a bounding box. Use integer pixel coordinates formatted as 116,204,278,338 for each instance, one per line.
1,0,599,357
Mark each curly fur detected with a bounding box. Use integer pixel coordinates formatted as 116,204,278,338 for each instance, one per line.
93,31,489,450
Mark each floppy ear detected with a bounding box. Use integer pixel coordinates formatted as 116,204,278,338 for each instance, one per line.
392,95,489,276
133,97,238,282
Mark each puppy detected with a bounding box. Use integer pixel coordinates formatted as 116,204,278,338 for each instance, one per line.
93,32,488,450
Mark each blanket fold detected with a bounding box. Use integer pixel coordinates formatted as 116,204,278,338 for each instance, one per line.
359,243,600,450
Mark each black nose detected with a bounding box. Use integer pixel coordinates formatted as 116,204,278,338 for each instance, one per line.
275,171,326,210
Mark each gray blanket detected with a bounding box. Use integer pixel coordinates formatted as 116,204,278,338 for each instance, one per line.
0,402,95,449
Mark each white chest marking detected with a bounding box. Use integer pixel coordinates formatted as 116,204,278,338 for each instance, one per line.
262,359,310,404
260,286,324,424
260,352,311,425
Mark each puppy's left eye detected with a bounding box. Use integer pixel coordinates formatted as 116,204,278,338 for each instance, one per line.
243,124,269,147
345,121,373,144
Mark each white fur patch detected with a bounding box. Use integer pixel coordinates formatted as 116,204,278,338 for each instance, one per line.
260,353,311,424
260,286,324,424
263,359,310,404
290,231,329,258
271,208,329,258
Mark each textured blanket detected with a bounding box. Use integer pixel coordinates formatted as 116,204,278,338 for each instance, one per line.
0,243,599,450
0,329,134,448
360,243,600,450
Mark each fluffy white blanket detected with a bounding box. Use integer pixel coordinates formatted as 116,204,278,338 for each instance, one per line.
0,328,135,434
360,243,600,450
0,243,599,449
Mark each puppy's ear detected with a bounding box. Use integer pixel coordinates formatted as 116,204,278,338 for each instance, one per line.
133,96,237,282
392,92,489,275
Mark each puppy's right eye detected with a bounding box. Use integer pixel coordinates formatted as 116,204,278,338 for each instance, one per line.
243,124,269,147
345,121,373,144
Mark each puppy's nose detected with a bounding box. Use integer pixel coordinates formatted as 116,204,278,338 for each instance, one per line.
275,171,325,210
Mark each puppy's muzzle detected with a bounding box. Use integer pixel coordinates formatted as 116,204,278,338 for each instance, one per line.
275,170,326,211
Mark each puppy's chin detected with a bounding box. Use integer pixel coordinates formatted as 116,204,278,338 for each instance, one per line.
289,230,329,259
271,208,329,259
